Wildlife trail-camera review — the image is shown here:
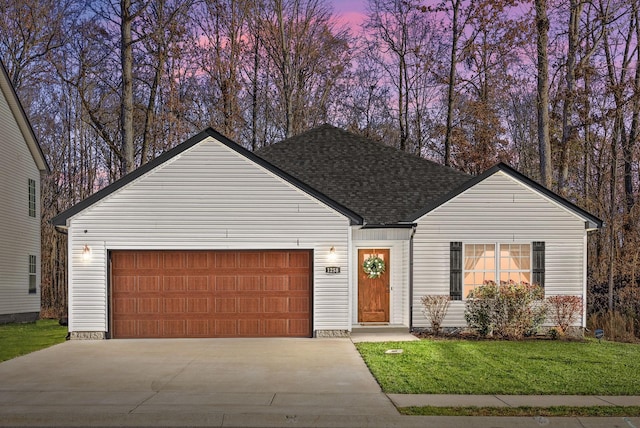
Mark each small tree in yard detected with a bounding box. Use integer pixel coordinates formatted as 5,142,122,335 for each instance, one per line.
547,295,583,335
465,281,548,340
420,295,451,335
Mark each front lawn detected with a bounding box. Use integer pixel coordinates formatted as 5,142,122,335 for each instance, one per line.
0,319,67,362
356,339,640,395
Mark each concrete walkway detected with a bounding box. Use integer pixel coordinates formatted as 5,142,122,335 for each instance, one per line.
0,337,639,427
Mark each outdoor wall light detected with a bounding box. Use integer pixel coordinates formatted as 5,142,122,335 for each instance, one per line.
328,246,337,263
82,244,92,262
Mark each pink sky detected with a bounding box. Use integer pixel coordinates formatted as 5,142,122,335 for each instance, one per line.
330,0,367,29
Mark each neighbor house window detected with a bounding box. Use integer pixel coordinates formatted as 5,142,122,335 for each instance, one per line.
462,243,532,298
28,178,36,217
29,255,37,294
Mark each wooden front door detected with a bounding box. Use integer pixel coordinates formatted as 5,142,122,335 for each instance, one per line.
358,249,390,323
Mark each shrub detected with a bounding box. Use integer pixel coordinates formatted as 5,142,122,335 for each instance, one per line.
465,281,548,340
420,295,451,335
547,295,583,335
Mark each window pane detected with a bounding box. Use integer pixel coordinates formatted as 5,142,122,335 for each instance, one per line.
28,179,36,217
464,244,496,297
498,244,531,285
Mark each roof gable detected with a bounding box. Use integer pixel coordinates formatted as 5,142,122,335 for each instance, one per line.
256,124,471,225
408,162,603,230
0,60,49,172
52,128,362,227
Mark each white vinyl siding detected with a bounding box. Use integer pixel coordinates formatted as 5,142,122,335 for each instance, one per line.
0,83,41,315
413,171,587,328
66,136,352,334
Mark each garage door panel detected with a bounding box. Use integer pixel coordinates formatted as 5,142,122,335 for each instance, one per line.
237,252,261,268
113,298,136,314
187,276,209,291
289,297,310,312
289,276,310,291
216,276,237,291
163,276,186,292
112,252,136,269
163,320,186,336
215,319,237,336
187,298,209,313
238,319,260,336
264,252,288,268
187,252,210,269
138,276,160,292
215,298,237,313
163,252,185,269
289,319,310,335
113,276,136,293
238,297,260,313
138,320,160,337
264,276,288,291
215,252,237,268
138,298,160,314
289,252,310,268
238,276,261,291
264,319,287,336
187,320,210,336
136,252,160,269
264,297,288,313
111,250,312,338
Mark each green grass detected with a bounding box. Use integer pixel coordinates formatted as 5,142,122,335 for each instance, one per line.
356,339,640,395
0,319,67,362
399,406,640,417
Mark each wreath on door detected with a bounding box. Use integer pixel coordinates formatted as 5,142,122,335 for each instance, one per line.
363,255,386,279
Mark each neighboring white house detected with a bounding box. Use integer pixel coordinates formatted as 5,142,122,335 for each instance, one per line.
0,60,50,323
52,125,601,339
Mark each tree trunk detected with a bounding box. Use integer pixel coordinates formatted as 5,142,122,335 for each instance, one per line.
558,0,583,196
120,0,135,175
535,0,552,188
444,0,461,167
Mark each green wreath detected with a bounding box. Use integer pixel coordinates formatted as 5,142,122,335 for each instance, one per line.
363,255,386,279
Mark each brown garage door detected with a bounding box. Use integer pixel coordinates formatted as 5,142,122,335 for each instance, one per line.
110,250,312,338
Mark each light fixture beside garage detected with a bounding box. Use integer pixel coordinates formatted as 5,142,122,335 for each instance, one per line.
82,244,92,262
328,246,337,263
326,246,340,274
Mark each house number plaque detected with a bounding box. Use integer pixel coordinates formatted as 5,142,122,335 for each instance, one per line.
325,266,341,274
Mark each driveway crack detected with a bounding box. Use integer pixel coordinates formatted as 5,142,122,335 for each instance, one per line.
129,356,197,414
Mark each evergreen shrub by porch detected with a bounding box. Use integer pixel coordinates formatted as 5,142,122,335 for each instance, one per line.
465,281,548,340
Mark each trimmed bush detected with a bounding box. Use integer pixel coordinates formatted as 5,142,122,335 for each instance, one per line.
465,281,548,340
420,295,451,335
547,295,583,335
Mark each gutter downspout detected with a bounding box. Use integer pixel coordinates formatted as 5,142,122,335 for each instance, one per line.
409,224,417,332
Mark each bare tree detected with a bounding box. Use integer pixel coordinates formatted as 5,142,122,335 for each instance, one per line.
535,0,552,187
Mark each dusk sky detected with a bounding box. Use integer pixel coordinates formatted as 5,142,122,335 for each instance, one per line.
330,0,368,29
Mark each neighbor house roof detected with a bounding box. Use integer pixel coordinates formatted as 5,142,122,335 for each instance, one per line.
0,59,49,172
256,124,471,225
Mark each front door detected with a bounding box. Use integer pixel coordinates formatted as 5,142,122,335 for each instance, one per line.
358,249,390,323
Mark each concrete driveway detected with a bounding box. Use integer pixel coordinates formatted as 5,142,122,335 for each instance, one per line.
0,338,398,426
2,338,635,428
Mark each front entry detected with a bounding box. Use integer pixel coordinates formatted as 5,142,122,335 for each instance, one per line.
358,249,390,323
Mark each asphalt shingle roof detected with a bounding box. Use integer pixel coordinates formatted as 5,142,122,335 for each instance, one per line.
256,124,471,225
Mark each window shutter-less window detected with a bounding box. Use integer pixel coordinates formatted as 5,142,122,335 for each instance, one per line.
532,241,545,288
450,242,462,300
